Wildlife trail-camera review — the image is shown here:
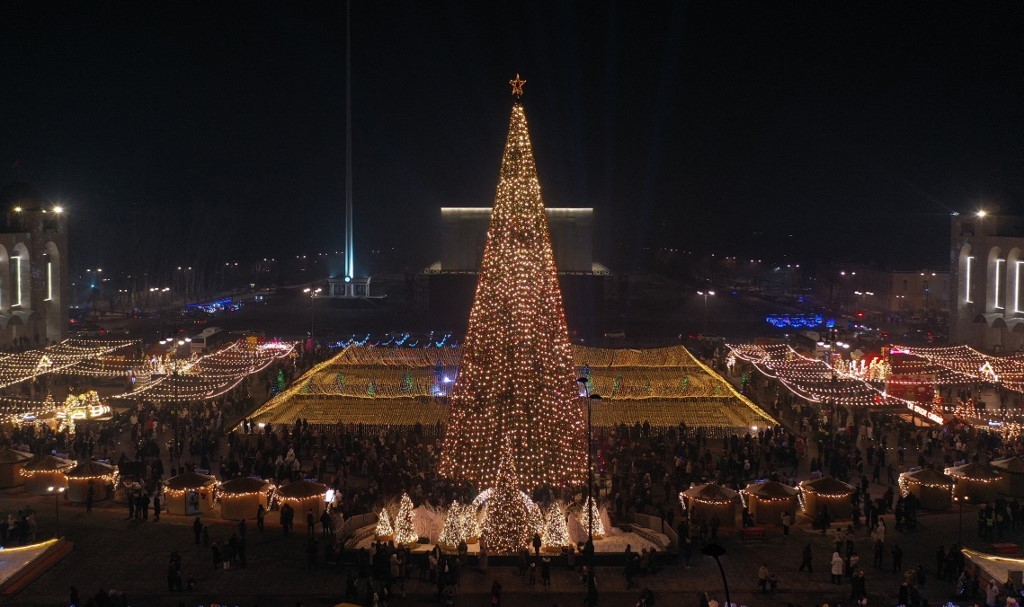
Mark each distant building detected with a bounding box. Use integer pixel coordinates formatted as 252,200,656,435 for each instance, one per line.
0,183,69,345
819,265,949,319
950,213,1024,351
432,207,606,274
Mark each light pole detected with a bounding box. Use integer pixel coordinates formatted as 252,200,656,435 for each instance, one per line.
697,290,715,335
47,485,66,538
577,376,601,546
954,495,969,546
701,543,731,607
303,287,322,342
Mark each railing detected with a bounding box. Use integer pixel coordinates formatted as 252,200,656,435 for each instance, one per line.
627,512,678,551
338,511,378,541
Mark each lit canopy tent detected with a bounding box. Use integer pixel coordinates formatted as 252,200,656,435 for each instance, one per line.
946,462,1006,504
680,484,739,527
901,468,954,510
22,454,73,496
276,480,328,518
164,471,217,515
218,477,270,520
799,477,855,520
0,447,32,489
65,460,116,503
990,456,1024,498
743,480,799,525
962,548,1024,589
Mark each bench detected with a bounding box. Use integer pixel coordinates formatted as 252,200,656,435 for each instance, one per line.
739,527,768,543
992,543,1018,555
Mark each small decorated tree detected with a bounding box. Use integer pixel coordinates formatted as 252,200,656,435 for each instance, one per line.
438,500,464,547
542,502,570,550
374,508,394,540
394,493,418,545
461,503,482,543
579,496,605,539
482,438,531,554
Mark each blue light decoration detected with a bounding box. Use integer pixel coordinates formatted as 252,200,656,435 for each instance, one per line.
185,297,241,314
764,314,836,329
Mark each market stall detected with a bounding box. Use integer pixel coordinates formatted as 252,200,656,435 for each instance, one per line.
799,476,855,520
743,480,799,525
21,454,73,496
0,447,32,489
164,471,217,516
65,460,116,503
989,456,1024,498
680,484,739,527
275,480,328,518
900,468,954,510
218,477,270,520
945,462,1005,504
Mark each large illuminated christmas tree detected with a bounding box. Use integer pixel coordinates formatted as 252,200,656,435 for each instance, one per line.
439,75,587,490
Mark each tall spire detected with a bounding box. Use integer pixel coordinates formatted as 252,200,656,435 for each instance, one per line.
344,0,355,281
439,79,587,490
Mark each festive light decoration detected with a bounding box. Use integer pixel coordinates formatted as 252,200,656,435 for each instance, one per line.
481,438,531,554
542,502,570,549
579,496,605,539
111,339,295,402
374,508,394,539
393,493,418,545
461,502,482,541
438,97,587,489
438,501,466,547
898,468,954,498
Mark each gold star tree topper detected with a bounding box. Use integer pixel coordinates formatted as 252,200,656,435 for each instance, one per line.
509,73,526,97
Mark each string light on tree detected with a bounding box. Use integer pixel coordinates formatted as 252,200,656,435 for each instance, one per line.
375,508,394,540
579,496,605,539
393,493,418,545
481,437,531,554
439,76,587,489
542,502,570,549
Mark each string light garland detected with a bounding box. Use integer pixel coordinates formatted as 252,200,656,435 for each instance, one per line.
438,98,587,489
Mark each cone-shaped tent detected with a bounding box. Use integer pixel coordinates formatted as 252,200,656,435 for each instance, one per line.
901,468,954,510
164,471,217,515
681,484,739,527
22,454,73,495
799,477,855,519
743,480,799,525
946,463,1005,503
438,96,587,490
218,477,270,520
277,480,328,518
65,460,116,503
991,457,1024,497
0,447,32,488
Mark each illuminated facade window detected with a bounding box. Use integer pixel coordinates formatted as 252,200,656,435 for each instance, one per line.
13,256,21,307
965,256,974,303
995,258,1005,309
45,261,52,301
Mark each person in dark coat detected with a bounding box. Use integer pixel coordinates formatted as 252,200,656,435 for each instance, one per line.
193,517,203,544
153,494,161,522
799,543,813,572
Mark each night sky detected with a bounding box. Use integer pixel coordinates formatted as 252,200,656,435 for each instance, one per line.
0,1,1021,275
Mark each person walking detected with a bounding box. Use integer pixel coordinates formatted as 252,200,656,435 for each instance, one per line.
831,551,844,584
758,563,770,593
799,543,813,573
541,556,551,587
892,544,904,575
86,482,94,513
781,511,791,538
490,580,502,607
153,494,161,522
193,517,203,545
256,504,265,532
306,509,316,537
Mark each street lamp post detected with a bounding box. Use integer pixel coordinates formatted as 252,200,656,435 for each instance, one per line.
701,543,731,607
955,495,969,546
303,287,322,342
47,485,66,538
697,290,715,335
577,377,602,547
